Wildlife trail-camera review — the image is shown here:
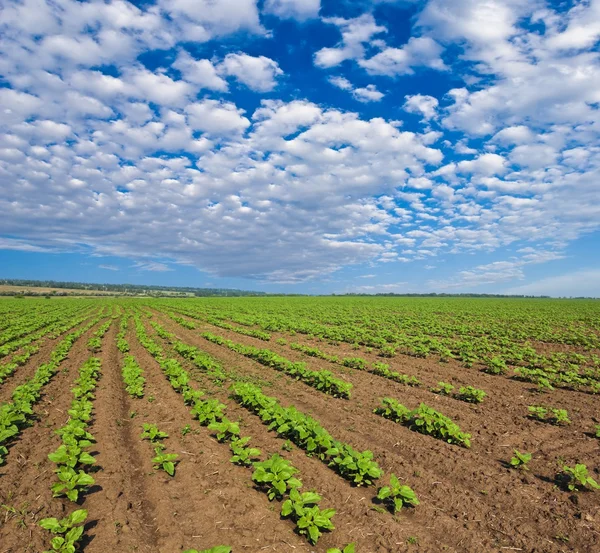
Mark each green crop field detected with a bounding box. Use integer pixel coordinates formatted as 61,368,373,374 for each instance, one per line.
1,296,599,553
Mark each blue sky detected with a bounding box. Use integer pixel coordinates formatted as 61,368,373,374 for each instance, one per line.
1,0,599,296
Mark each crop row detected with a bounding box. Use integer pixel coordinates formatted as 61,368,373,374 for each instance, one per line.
133,313,361,548
49,357,101,501
0,315,104,465
200,331,352,399
0,309,97,387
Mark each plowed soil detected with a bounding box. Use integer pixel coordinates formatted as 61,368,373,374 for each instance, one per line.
1,308,599,553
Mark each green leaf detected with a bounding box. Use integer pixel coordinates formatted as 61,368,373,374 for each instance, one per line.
51,536,65,549
69,509,88,525
308,524,320,544
65,526,84,543
39,518,61,532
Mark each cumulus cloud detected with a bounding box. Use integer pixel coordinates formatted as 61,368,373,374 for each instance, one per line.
403,94,439,120
315,14,387,68
329,77,384,102
263,0,320,20
219,53,283,92
359,37,446,75
0,0,599,288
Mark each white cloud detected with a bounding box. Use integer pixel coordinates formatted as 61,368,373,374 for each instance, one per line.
314,14,387,68
160,0,263,41
329,77,384,102
173,51,228,91
185,100,250,134
99,264,119,271
456,153,506,176
359,36,446,75
1,0,599,287
328,76,353,90
219,53,283,92
263,0,320,20
133,261,174,272
353,85,384,103
403,94,439,120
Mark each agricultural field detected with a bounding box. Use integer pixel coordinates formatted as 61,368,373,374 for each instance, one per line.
0,296,599,553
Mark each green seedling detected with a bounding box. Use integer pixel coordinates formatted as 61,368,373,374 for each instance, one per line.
152,447,178,476
327,544,356,553
376,474,419,514
208,418,240,442
183,545,231,553
140,423,168,443
252,454,302,500
281,488,335,544
39,509,88,553
181,424,192,436
230,436,261,466
560,464,600,492
510,450,532,470
51,467,95,502
456,386,486,404
430,382,454,395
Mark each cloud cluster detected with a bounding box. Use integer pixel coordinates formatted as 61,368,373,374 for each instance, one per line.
1,0,599,289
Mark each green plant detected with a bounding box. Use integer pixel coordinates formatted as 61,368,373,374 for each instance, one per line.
430,382,454,395
375,399,471,448
51,467,95,501
252,454,302,500
484,357,507,375
121,355,145,398
560,464,600,491
281,488,335,544
152,447,179,476
528,405,571,425
595,424,600,438
510,450,532,470
208,419,240,442
456,386,486,404
140,423,168,442
39,509,88,553
230,436,261,466
191,399,226,426
376,474,419,513
181,424,192,436
327,443,382,486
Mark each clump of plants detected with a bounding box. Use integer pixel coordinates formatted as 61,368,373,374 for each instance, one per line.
510,450,532,470
376,474,419,514
281,488,336,544
528,406,571,425
252,454,302,500
230,436,261,466
430,381,454,395
39,509,88,553
456,386,486,404
558,464,599,492
484,357,507,375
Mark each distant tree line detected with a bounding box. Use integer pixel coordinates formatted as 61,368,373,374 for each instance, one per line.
0,279,265,297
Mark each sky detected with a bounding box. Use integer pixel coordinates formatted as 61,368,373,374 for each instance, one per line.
1,0,599,297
